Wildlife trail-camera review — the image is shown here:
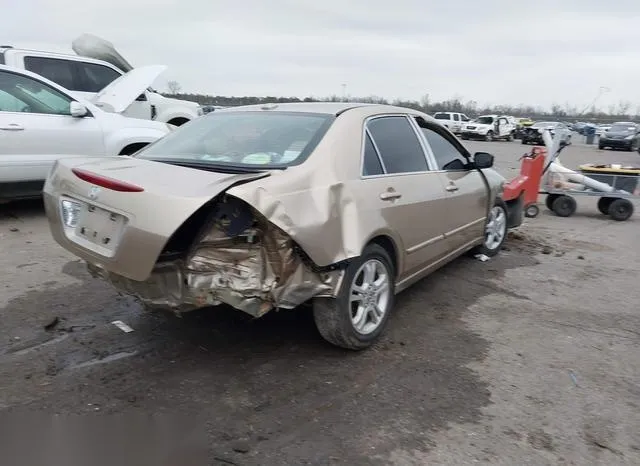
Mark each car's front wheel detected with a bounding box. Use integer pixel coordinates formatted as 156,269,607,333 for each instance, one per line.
473,199,508,257
313,244,395,350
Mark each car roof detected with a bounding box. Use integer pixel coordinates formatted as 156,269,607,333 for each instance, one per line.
216,101,428,117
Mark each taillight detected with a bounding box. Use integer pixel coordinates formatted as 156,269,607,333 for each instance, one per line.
71,168,144,193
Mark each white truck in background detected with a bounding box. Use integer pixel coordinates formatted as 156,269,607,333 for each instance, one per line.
432,111,471,134
0,34,202,126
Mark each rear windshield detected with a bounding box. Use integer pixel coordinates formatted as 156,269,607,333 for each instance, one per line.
434,113,450,120
136,111,335,168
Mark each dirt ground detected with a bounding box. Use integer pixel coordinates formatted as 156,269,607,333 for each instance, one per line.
0,139,639,465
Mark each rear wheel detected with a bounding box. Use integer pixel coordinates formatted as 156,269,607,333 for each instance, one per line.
313,244,394,350
461,135,469,140
597,197,614,215
608,198,634,221
507,132,515,142
598,144,605,150
551,195,577,217
486,131,494,142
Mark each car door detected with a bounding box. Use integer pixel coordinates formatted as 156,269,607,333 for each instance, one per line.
452,113,461,132
497,117,510,137
0,69,105,181
357,115,451,278
417,120,488,252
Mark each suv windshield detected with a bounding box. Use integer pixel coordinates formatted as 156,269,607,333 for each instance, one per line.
475,116,494,124
136,111,335,168
609,124,636,132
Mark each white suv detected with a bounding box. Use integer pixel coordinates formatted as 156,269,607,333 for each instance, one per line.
0,34,202,126
432,112,471,134
0,65,171,201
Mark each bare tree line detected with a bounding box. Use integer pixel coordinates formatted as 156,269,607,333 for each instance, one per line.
163,85,639,122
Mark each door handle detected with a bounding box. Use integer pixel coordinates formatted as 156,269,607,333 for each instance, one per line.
0,124,24,131
380,191,402,201
445,184,459,192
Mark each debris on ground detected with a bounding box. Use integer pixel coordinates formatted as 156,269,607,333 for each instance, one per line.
578,255,585,260
541,245,554,255
44,316,60,331
231,440,251,453
111,320,134,333
569,371,579,387
9,227,19,232
474,254,490,262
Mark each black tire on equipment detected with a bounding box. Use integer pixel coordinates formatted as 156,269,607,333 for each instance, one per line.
551,195,577,217
313,244,395,350
608,198,634,221
545,194,559,211
597,197,614,215
525,204,540,218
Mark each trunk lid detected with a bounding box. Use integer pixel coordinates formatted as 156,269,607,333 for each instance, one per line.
72,33,134,73
44,157,270,281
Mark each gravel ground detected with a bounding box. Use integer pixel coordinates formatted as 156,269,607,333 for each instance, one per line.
0,138,638,465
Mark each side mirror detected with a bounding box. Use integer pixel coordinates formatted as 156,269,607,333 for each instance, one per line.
473,152,494,169
70,101,89,118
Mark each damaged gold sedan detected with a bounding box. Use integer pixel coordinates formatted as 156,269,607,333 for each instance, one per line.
44,103,522,350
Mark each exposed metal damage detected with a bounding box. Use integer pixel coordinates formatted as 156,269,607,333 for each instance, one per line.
87,195,345,317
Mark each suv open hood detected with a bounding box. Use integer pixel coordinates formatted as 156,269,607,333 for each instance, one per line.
72,33,134,73
92,65,167,113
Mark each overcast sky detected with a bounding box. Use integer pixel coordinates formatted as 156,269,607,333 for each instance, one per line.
8,0,640,110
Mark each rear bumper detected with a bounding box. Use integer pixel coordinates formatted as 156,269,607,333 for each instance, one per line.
599,139,633,149
461,131,487,139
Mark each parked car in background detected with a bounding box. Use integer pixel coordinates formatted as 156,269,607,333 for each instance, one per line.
44,102,522,350
598,122,640,151
432,111,471,134
0,34,202,126
0,65,171,201
515,117,534,139
460,114,517,141
521,121,572,146
595,124,612,137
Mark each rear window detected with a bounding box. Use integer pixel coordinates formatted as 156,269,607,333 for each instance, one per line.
136,111,335,168
434,113,450,120
610,124,636,132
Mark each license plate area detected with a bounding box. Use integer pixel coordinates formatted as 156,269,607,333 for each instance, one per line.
64,199,126,257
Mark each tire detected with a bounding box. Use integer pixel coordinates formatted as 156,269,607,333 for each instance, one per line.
507,132,515,142
597,197,614,215
551,195,577,217
472,199,508,257
461,135,469,140
608,198,634,221
486,131,494,142
598,144,604,150
313,244,395,350
525,204,540,218
545,194,559,210
521,139,528,145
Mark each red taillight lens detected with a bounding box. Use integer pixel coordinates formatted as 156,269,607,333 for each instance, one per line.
71,168,144,193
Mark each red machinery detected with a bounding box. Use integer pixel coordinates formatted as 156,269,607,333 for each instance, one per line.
503,146,547,218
